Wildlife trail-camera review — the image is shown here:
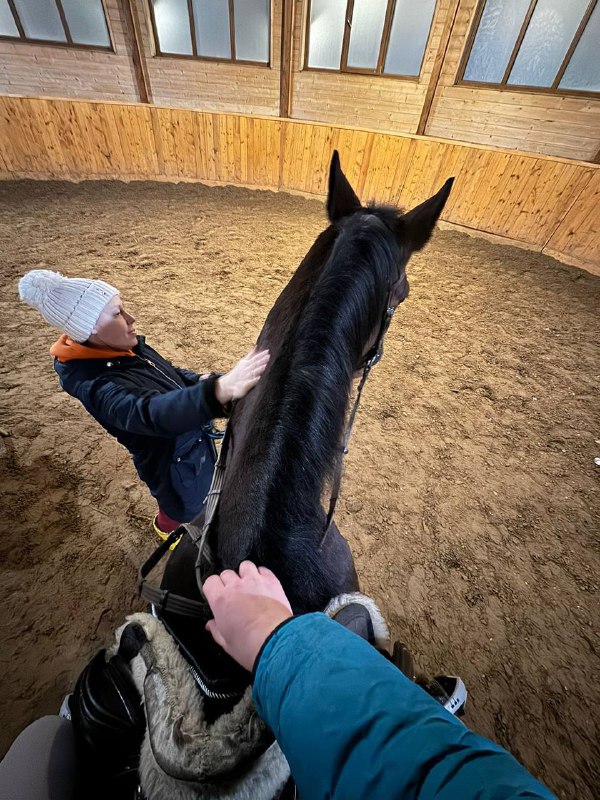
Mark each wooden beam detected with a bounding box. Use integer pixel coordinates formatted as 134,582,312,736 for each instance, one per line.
416,0,461,136
500,0,537,85
228,0,236,61
5,0,24,38
340,0,354,72
120,0,152,104
376,0,396,75
552,0,598,89
54,0,74,44
279,0,295,118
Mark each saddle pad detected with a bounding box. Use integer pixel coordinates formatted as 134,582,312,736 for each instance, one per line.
113,613,290,800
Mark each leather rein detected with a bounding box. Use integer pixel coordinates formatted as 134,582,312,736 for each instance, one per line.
138,298,396,620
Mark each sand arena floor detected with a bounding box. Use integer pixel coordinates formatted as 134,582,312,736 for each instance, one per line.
0,180,598,798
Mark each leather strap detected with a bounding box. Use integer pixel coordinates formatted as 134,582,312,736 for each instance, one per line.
321,301,395,548
138,425,233,620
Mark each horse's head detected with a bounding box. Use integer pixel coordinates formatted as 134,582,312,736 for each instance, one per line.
326,151,453,365
327,150,454,368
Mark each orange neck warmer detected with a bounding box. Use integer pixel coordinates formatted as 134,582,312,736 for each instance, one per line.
50,334,135,363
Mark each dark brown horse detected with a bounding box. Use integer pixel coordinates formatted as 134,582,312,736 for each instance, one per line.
162,152,453,617
69,154,454,800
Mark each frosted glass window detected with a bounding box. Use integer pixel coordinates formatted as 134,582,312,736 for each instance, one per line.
13,0,66,42
193,0,231,59
464,0,530,83
508,0,588,87
307,0,346,70
0,0,19,37
61,0,110,47
234,0,269,63
384,0,436,76
347,0,388,70
560,3,600,92
153,0,193,55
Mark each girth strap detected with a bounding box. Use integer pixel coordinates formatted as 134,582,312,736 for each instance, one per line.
138,524,210,618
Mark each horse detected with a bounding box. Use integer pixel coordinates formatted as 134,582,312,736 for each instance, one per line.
160,152,453,617
71,152,454,799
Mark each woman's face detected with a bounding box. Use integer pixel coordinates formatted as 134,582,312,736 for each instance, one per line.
91,295,137,350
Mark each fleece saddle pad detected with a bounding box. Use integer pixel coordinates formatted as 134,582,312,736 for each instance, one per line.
71,592,389,800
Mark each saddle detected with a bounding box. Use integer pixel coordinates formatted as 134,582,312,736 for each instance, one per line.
69,593,389,800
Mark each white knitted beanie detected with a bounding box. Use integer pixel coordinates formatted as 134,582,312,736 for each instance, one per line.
19,269,119,343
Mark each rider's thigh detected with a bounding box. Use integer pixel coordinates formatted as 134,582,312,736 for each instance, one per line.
0,715,76,800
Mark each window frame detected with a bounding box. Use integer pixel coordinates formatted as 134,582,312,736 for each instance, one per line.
0,0,115,52
456,0,600,98
147,0,272,68
302,0,437,81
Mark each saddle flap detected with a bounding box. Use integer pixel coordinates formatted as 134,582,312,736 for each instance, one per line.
159,609,251,701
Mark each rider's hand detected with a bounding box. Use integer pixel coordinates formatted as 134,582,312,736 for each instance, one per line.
215,347,270,405
203,561,293,672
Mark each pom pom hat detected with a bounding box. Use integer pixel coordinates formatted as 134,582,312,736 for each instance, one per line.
19,269,119,343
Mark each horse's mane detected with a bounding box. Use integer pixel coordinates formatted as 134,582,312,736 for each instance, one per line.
215,207,401,605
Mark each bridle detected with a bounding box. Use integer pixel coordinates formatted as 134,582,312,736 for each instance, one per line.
138,296,397,619
322,297,395,543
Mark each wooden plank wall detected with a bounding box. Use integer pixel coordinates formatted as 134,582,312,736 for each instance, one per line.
131,0,282,117
425,0,600,162
0,0,598,161
0,0,138,103
0,95,597,272
289,0,454,134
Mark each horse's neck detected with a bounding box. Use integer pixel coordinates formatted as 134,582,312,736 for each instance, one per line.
213,219,391,602
215,324,354,572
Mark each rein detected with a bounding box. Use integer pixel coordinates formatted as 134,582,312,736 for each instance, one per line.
321,299,395,546
138,299,396,619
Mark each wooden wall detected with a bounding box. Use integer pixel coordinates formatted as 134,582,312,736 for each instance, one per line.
0,1,598,161
0,95,597,273
0,0,283,117
289,0,451,134
0,0,138,102
287,0,600,162
131,0,282,117
425,0,600,162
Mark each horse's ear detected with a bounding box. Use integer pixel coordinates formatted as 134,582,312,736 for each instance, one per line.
398,178,454,252
327,150,362,222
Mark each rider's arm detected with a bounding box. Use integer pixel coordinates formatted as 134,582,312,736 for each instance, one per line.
253,613,555,800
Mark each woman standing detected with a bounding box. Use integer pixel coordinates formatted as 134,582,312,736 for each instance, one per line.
19,269,269,537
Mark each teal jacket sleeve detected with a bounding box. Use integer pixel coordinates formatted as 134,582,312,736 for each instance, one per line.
86,375,224,437
253,614,554,800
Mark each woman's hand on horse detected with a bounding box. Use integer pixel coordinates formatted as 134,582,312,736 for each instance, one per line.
203,561,292,671
215,347,270,405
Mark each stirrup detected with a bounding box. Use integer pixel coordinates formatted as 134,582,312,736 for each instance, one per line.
391,642,467,717
422,675,468,717
152,516,181,550
59,693,72,721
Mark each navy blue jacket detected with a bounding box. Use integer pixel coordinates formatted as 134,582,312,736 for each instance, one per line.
254,614,555,800
54,336,223,522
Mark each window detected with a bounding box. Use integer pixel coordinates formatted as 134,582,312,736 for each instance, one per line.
148,0,271,64
459,0,600,95
305,0,437,78
0,0,112,50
